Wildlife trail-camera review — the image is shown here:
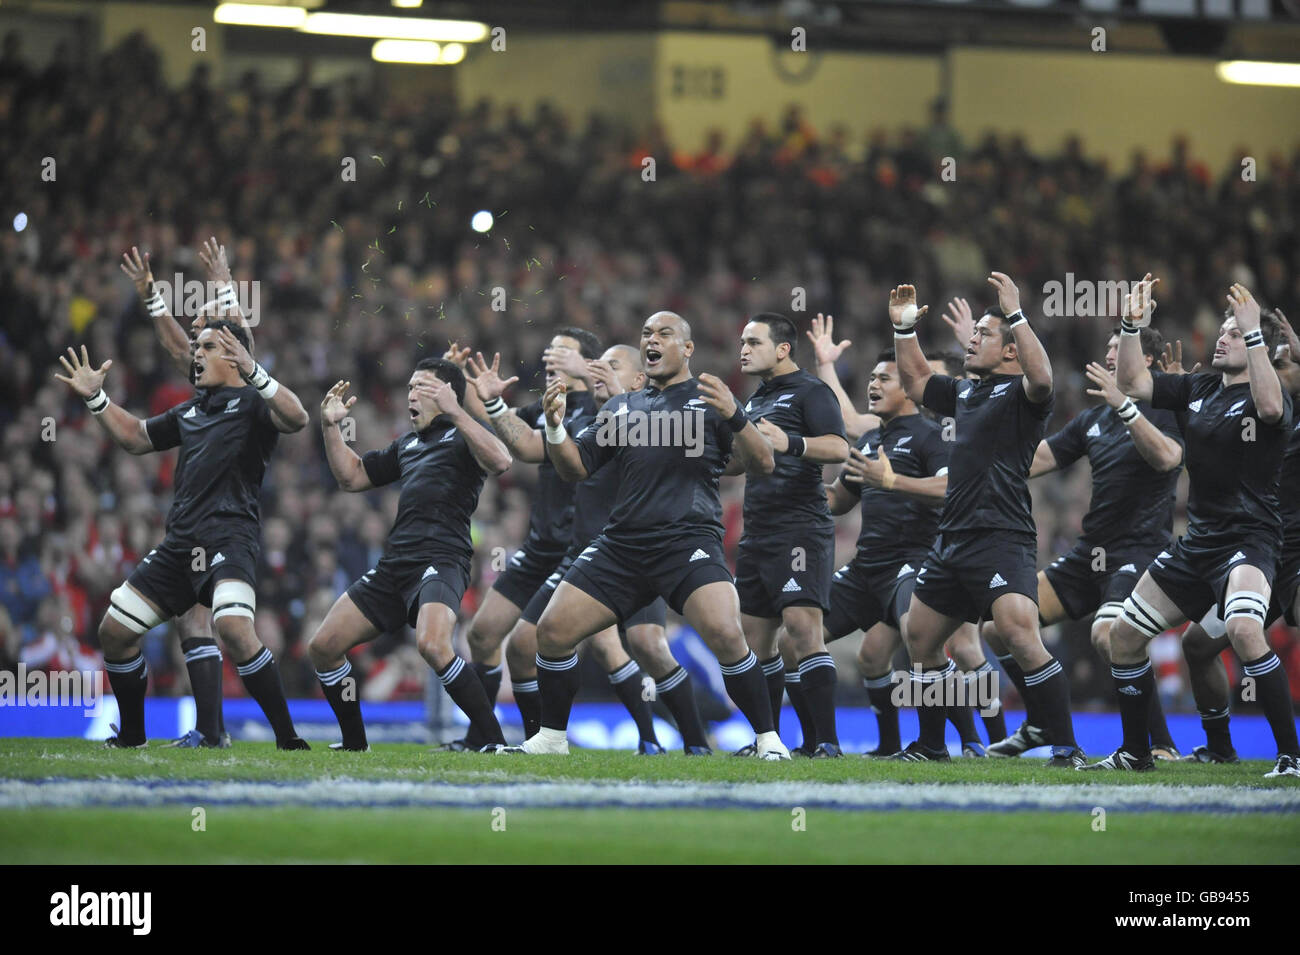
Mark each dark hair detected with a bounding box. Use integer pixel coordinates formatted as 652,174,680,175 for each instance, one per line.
1220,306,1284,357
204,319,251,352
981,306,1016,347
556,326,602,360
1109,324,1164,361
942,353,967,378
751,312,798,353
414,356,467,405
876,348,896,364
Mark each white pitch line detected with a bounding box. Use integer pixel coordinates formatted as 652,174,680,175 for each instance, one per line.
1,778,1298,813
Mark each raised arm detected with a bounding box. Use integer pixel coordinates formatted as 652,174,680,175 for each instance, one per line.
198,236,255,352
1117,273,1159,401
1085,361,1182,472
889,285,933,405
122,247,192,377
216,327,309,433
988,272,1051,403
53,347,153,454
320,380,372,491
420,378,512,475
540,380,588,481
1229,283,1284,424
806,313,878,439
754,419,849,464
698,373,775,476
466,351,544,463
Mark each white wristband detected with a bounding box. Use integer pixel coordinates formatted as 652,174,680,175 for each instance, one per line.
893,330,916,340
483,396,508,418
545,420,567,444
1117,398,1141,425
217,282,239,309
85,389,111,415
146,291,168,317
1007,310,1027,329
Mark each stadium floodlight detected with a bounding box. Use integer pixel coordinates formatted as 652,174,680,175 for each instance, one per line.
301,13,489,42
213,3,310,28
440,43,466,65
372,39,440,65
1215,60,1300,88
471,211,494,233
392,0,424,8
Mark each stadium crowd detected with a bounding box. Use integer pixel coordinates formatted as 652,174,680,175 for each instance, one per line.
2,31,1298,711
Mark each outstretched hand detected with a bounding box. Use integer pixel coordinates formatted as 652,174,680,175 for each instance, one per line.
697,373,738,418
465,351,519,401
543,380,567,428
986,272,1021,317
806,313,851,365
198,236,232,285
54,346,112,398
120,247,154,297
321,380,356,425
1157,340,1201,376
942,297,974,349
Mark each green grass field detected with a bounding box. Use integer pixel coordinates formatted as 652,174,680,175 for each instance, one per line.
2,739,1297,863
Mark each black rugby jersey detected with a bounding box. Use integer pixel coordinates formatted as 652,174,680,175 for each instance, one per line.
145,385,279,545
1046,401,1182,549
572,377,734,545
361,416,487,568
922,372,1052,537
843,413,948,567
740,368,845,535
518,391,598,553
1152,372,1292,546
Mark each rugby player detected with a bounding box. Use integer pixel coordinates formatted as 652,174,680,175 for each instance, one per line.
509,311,789,758
1177,314,1300,766
733,313,848,757
891,278,1084,765
1095,280,1299,777
506,342,714,754
985,322,1184,759
54,323,311,749
457,331,603,746
810,323,1001,756
122,240,237,747
309,360,512,752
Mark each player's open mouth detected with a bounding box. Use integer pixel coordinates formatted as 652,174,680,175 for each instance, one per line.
645,348,662,365
868,391,883,403
409,406,420,419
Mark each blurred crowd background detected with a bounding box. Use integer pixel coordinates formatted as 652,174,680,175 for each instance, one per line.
3,32,1298,714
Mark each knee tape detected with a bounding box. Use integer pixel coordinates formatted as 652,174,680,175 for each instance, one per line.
108,584,166,635
212,579,256,621
1197,608,1227,639
1223,591,1268,626
1119,591,1169,640
1093,601,1124,626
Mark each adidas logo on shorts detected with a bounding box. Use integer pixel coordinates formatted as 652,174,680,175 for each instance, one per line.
782,578,801,593
1188,398,1203,412
897,563,914,578
1118,563,1137,573
988,572,1007,589
405,437,420,449
1229,551,1247,563
688,549,709,562
422,566,438,579
183,406,198,419
1087,422,1101,437
211,552,225,565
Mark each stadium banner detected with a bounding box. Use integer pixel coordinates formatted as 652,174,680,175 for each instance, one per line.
0,697,1284,757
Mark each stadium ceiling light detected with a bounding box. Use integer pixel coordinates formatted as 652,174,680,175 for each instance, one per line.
372,39,440,64
301,13,489,42
392,0,425,8
440,43,466,65
213,3,310,28
1215,60,1300,88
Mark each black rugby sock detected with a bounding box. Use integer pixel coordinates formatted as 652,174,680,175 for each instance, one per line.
915,662,951,752
721,651,775,735
1110,659,1155,758
536,653,581,733
655,667,710,749
464,662,502,747
783,670,815,748
236,648,297,742
181,636,223,742
438,656,505,747
1244,652,1300,756
796,653,838,747
104,653,149,743
609,660,659,745
1021,657,1077,748
1147,685,1177,750
512,679,542,739
760,654,785,733
317,659,367,750
972,662,1007,742
864,672,901,754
